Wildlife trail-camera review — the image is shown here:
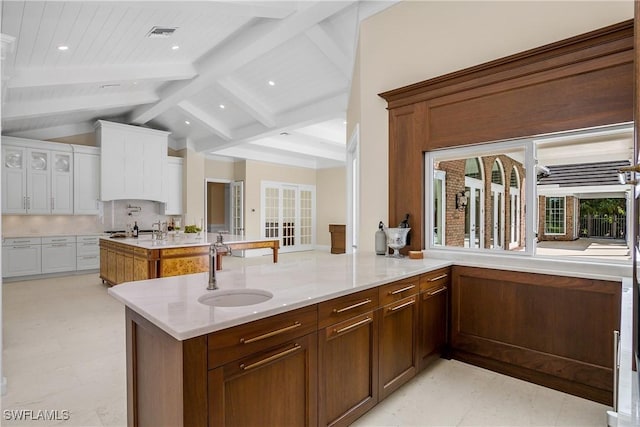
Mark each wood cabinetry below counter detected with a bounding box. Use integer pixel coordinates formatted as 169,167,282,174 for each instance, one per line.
99,239,209,286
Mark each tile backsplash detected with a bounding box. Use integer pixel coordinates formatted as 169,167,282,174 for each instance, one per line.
103,200,177,231
2,200,183,237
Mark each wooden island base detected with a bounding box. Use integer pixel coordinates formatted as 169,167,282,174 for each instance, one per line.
100,239,209,285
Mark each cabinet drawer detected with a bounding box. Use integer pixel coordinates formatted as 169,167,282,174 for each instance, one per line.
420,267,450,293
3,237,41,246
77,255,100,270
379,276,419,306
318,288,378,329
208,305,318,369
77,235,100,244
77,242,99,256
42,236,75,244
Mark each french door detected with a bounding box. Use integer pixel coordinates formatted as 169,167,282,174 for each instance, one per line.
230,181,244,235
261,181,315,252
464,178,484,248
491,183,505,249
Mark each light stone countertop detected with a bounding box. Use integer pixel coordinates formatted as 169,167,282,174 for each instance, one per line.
99,234,210,250
108,252,451,341
99,232,277,250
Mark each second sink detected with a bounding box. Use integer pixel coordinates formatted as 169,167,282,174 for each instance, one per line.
198,289,273,307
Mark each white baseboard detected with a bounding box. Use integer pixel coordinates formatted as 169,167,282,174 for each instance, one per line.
314,245,331,252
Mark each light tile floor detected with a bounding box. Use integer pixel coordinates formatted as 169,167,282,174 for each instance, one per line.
2,253,610,426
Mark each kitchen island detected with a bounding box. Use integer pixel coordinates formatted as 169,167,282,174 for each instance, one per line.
108,252,622,426
99,235,210,286
207,233,279,270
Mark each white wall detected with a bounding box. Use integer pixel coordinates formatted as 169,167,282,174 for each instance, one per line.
316,167,346,247
348,0,634,252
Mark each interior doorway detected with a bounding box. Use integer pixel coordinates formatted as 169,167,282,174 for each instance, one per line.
205,179,244,235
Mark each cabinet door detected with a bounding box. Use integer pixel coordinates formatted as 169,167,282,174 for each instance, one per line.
378,295,418,400
51,151,73,214
319,312,378,427
27,149,51,214
2,245,41,277
42,243,76,273
209,333,318,427
164,158,182,215
74,153,100,214
140,135,164,202
2,146,27,213
418,286,448,370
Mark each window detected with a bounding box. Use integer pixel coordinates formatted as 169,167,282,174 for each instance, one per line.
425,123,632,262
544,197,565,235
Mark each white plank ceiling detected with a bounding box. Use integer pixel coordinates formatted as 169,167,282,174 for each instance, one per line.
0,1,396,168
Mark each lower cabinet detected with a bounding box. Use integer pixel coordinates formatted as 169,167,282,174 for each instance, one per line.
318,288,379,427
209,334,318,427
378,278,419,400
2,237,42,277
417,268,449,370
41,239,76,273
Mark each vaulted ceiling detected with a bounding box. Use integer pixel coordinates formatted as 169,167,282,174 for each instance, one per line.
0,1,396,169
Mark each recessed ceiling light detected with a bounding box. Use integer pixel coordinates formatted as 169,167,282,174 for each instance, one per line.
57,45,69,51
219,104,225,109
185,120,190,125
268,80,275,86
280,132,289,136
343,120,347,125
171,45,180,50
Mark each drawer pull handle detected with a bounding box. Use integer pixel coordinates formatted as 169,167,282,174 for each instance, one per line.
428,274,448,282
334,317,373,335
240,322,302,344
389,299,415,312
427,286,447,296
240,344,301,371
388,284,415,295
333,299,372,314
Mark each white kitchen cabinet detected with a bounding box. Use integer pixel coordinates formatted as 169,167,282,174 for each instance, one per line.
2,145,28,213
41,236,76,274
76,235,100,270
74,147,101,215
164,156,183,215
2,138,74,215
51,151,73,214
96,120,170,202
2,237,42,277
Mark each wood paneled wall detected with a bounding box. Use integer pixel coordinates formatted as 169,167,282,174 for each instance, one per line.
379,20,634,251
450,266,621,405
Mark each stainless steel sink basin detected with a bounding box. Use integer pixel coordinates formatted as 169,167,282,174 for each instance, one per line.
198,289,273,307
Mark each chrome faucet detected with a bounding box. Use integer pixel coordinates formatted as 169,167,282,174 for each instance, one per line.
207,238,232,291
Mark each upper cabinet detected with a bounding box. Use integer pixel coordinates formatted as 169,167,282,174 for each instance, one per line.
2,137,73,215
73,145,100,215
164,156,183,215
95,120,170,202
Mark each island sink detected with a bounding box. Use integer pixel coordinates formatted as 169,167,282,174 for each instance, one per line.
197,289,273,307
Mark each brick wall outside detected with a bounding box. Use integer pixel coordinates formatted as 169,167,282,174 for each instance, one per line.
437,155,525,250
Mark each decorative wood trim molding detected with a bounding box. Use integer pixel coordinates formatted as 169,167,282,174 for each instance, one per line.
379,20,633,109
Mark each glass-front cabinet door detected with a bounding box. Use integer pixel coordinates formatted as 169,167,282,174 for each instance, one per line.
2,146,27,213
27,150,51,214
51,151,73,214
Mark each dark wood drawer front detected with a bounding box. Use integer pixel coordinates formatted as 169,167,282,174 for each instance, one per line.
208,305,318,368
318,288,378,329
420,267,450,293
379,276,419,306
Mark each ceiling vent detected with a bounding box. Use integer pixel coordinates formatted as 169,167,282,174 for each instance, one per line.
146,26,178,38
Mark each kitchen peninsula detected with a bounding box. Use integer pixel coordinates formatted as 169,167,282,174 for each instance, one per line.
108,252,622,427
